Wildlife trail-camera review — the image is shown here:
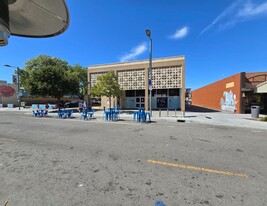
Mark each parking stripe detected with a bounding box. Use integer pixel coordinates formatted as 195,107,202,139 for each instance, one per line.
148,160,248,178
0,137,17,142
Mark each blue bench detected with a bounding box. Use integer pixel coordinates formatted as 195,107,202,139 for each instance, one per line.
7,104,14,108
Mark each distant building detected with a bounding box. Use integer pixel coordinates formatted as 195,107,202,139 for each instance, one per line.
0,80,7,84
185,88,192,104
192,72,267,114
88,56,186,111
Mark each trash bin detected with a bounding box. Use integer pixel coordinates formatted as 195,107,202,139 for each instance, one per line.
251,106,260,118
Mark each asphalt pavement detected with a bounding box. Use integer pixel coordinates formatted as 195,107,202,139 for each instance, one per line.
0,107,266,205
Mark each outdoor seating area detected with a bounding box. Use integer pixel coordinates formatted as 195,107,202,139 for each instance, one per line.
32,104,49,117
103,106,120,121
32,109,48,117
80,109,94,120
58,109,74,119
133,109,151,123
27,104,154,123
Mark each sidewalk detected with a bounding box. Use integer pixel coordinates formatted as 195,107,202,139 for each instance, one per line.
0,107,266,130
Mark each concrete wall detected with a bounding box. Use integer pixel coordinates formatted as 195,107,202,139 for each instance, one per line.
192,73,242,113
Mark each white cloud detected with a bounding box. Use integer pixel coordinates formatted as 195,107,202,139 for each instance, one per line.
169,27,189,40
120,42,147,62
238,1,267,17
200,0,241,35
200,0,267,35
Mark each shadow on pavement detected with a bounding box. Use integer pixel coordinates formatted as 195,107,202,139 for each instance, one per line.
186,105,220,113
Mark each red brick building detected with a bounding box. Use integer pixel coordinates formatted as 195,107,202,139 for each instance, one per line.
192,72,267,114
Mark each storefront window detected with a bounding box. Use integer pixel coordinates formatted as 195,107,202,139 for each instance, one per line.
125,90,135,97
136,90,145,96
156,89,167,96
169,89,179,96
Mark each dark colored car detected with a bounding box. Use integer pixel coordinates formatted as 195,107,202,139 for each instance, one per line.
64,101,80,108
92,98,101,106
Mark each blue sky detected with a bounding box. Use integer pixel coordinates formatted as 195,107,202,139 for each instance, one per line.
1,0,267,90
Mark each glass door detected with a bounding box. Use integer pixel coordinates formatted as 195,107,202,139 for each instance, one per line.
136,96,145,109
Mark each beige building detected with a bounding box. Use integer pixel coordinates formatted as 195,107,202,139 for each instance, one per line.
88,56,185,112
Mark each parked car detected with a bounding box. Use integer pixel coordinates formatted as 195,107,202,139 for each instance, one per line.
92,98,101,106
64,101,81,108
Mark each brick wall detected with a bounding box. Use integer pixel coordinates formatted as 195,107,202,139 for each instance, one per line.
192,73,242,113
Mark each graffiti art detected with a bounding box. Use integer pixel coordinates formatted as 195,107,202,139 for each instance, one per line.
0,85,15,97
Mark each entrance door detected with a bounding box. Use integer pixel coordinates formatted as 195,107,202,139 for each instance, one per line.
136,96,145,109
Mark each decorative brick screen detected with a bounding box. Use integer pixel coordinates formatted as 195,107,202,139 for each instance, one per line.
117,69,145,90
90,72,107,86
152,66,182,89
90,65,182,90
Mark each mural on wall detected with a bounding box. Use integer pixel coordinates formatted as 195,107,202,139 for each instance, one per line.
0,85,15,97
220,90,238,112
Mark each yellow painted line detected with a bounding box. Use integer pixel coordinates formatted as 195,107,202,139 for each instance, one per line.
148,160,248,178
0,137,17,142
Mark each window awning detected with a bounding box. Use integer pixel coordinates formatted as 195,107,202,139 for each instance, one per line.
256,81,267,93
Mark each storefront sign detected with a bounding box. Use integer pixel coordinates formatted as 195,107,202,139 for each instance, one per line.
226,82,234,88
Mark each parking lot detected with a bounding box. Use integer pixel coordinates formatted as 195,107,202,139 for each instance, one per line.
0,110,266,205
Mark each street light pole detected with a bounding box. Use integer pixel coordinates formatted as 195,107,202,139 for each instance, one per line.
3,64,21,110
17,67,21,110
86,82,92,110
146,29,153,116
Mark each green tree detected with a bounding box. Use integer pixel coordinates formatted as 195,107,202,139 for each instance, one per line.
20,55,80,101
71,64,88,100
91,71,123,109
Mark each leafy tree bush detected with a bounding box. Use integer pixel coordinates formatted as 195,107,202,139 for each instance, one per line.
20,55,87,101
91,71,123,109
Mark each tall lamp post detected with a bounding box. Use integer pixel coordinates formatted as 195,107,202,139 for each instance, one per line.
146,29,152,116
86,82,91,110
4,64,21,110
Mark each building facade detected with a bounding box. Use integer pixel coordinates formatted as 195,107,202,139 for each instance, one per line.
88,56,185,112
192,72,267,114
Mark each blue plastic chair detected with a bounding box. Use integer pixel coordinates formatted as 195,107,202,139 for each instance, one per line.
80,110,88,120
57,110,64,119
145,112,151,122
105,110,112,121
133,111,139,121
43,110,48,117
88,109,94,119
32,110,38,117
113,106,120,121
137,109,146,122
67,110,73,118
